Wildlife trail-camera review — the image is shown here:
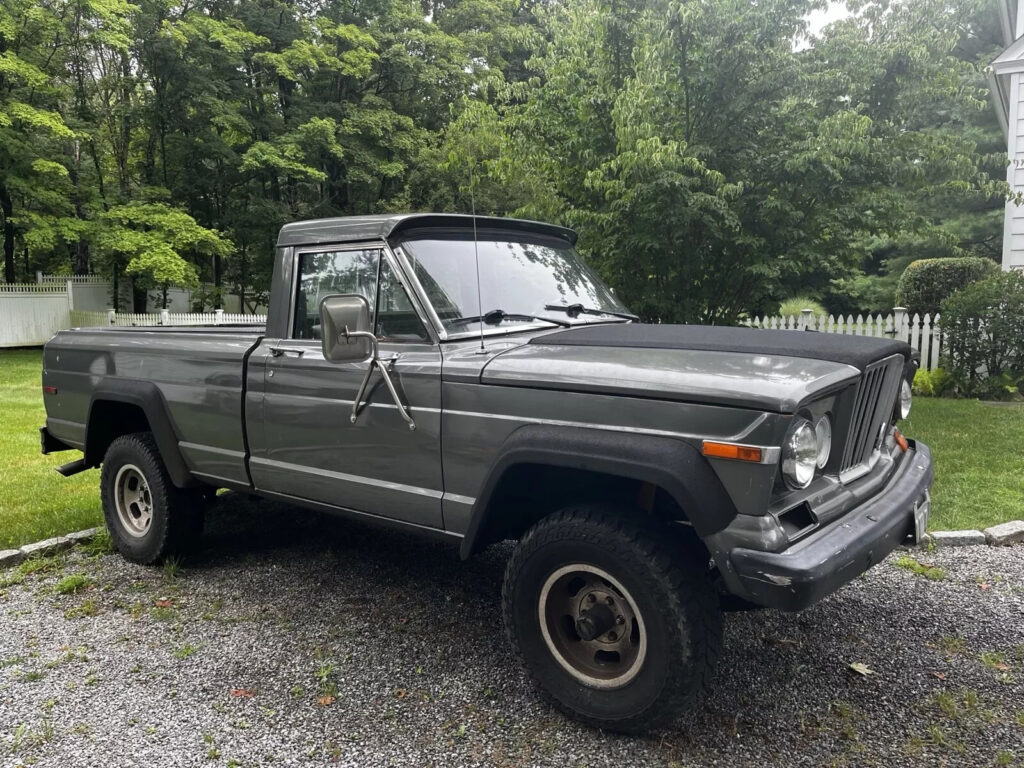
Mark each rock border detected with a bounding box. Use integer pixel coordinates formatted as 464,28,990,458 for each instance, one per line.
0,519,1021,569
919,520,1024,548
0,527,101,570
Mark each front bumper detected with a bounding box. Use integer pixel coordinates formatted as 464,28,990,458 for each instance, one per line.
727,440,933,611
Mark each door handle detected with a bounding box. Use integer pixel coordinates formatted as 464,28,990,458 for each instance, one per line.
269,347,305,358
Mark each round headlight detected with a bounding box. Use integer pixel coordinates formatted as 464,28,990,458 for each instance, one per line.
814,415,832,469
899,379,912,420
782,418,818,489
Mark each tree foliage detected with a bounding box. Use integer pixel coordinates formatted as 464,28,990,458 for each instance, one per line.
0,0,1012,321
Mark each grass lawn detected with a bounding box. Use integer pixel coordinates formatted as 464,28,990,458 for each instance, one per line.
0,348,1021,548
0,349,101,549
901,397,1024,532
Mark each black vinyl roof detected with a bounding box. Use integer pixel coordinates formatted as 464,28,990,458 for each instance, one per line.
276,213,578,247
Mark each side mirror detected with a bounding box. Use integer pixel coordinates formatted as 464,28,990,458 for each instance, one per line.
319,294,373,363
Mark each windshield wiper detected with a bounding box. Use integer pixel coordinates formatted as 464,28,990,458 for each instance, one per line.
544,303,639,321
447,309,571,328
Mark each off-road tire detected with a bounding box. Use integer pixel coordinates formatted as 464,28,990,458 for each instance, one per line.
501,505,722,734
100,432,204,564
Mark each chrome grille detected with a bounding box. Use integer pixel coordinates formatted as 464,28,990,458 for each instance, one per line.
840,355,903,473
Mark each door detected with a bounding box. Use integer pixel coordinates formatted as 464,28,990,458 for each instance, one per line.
248,244,444,529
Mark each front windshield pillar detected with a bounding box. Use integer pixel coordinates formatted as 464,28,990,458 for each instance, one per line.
390,243,450,341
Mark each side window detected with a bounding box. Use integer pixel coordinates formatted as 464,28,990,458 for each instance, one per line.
375,258,430,342
294,249,380,340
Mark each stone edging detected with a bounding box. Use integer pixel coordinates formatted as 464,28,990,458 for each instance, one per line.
920,520,1024,548
0,527,101,570
0,519,1021,568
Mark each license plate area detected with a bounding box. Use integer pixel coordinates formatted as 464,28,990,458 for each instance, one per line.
912,489,931,543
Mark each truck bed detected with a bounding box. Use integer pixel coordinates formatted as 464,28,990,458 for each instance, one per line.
42,326,264,489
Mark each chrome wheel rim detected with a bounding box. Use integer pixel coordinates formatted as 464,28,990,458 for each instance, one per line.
538,564,647,689
114,464,153,538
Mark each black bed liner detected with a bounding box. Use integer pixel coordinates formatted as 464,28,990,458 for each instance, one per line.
530,324,911,370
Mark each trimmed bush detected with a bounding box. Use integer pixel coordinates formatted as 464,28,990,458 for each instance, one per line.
895,258,998,316
940,270,1024,399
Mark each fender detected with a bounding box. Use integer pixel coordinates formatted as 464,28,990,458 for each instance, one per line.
459,425,738,558
84,378,194,488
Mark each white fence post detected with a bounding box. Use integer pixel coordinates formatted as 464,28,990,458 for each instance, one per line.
930,313,942,370
800,308,812,330
106,309,116,326
159,309,170,326
214,308,223,325
893,306,907,342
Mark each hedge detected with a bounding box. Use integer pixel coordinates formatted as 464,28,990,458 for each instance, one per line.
940,270,1024,399
895,257,998,316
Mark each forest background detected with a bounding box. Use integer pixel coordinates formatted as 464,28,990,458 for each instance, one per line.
0,0,1011,321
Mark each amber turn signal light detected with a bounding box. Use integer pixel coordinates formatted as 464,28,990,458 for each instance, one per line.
702,441,763,463
893,428,909,453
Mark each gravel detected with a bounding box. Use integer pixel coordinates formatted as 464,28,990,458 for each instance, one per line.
1,496,1023,768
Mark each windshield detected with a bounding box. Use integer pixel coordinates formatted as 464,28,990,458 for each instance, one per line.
399,236,631,335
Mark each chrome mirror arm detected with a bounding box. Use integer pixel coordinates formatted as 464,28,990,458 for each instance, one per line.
342,327,416,431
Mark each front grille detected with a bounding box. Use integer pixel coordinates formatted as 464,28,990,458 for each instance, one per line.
840,355,903,473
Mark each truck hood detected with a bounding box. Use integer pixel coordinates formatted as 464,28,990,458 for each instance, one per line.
480,324,912,413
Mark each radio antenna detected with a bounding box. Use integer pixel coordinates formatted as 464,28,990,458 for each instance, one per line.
470,164,485,353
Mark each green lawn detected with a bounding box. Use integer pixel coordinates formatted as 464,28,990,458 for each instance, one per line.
0,349,101,549
0,349,1021,549
901,398,1024,532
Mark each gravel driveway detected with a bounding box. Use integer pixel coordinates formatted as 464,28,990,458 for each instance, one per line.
2,495,1023,768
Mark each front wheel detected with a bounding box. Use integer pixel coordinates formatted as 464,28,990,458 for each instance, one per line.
100,432,204,564
501,506,721,734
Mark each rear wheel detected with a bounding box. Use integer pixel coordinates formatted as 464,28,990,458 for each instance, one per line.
502,505,721,733
100,432,203,564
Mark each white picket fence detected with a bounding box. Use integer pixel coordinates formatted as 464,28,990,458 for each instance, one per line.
36,274,108,285
69,310,266,328
747,307,944,370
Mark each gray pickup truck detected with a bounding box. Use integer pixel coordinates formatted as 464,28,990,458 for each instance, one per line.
40,213,933,733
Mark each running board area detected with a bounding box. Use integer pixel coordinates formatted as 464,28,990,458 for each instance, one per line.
55,458,88,477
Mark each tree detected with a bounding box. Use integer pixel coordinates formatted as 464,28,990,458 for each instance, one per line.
0,0,76,282
96,202,231,308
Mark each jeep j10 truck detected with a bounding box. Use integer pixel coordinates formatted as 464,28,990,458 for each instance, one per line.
39,213,933,733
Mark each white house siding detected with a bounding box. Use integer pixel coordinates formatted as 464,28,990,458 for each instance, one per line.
1004,72,1024,270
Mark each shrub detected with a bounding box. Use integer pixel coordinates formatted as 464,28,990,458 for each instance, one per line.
912,368,951,397
895,258,998,316
778,296,826,317
940,270,1024,399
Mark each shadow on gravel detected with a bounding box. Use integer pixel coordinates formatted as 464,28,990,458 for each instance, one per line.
193,491,505,596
